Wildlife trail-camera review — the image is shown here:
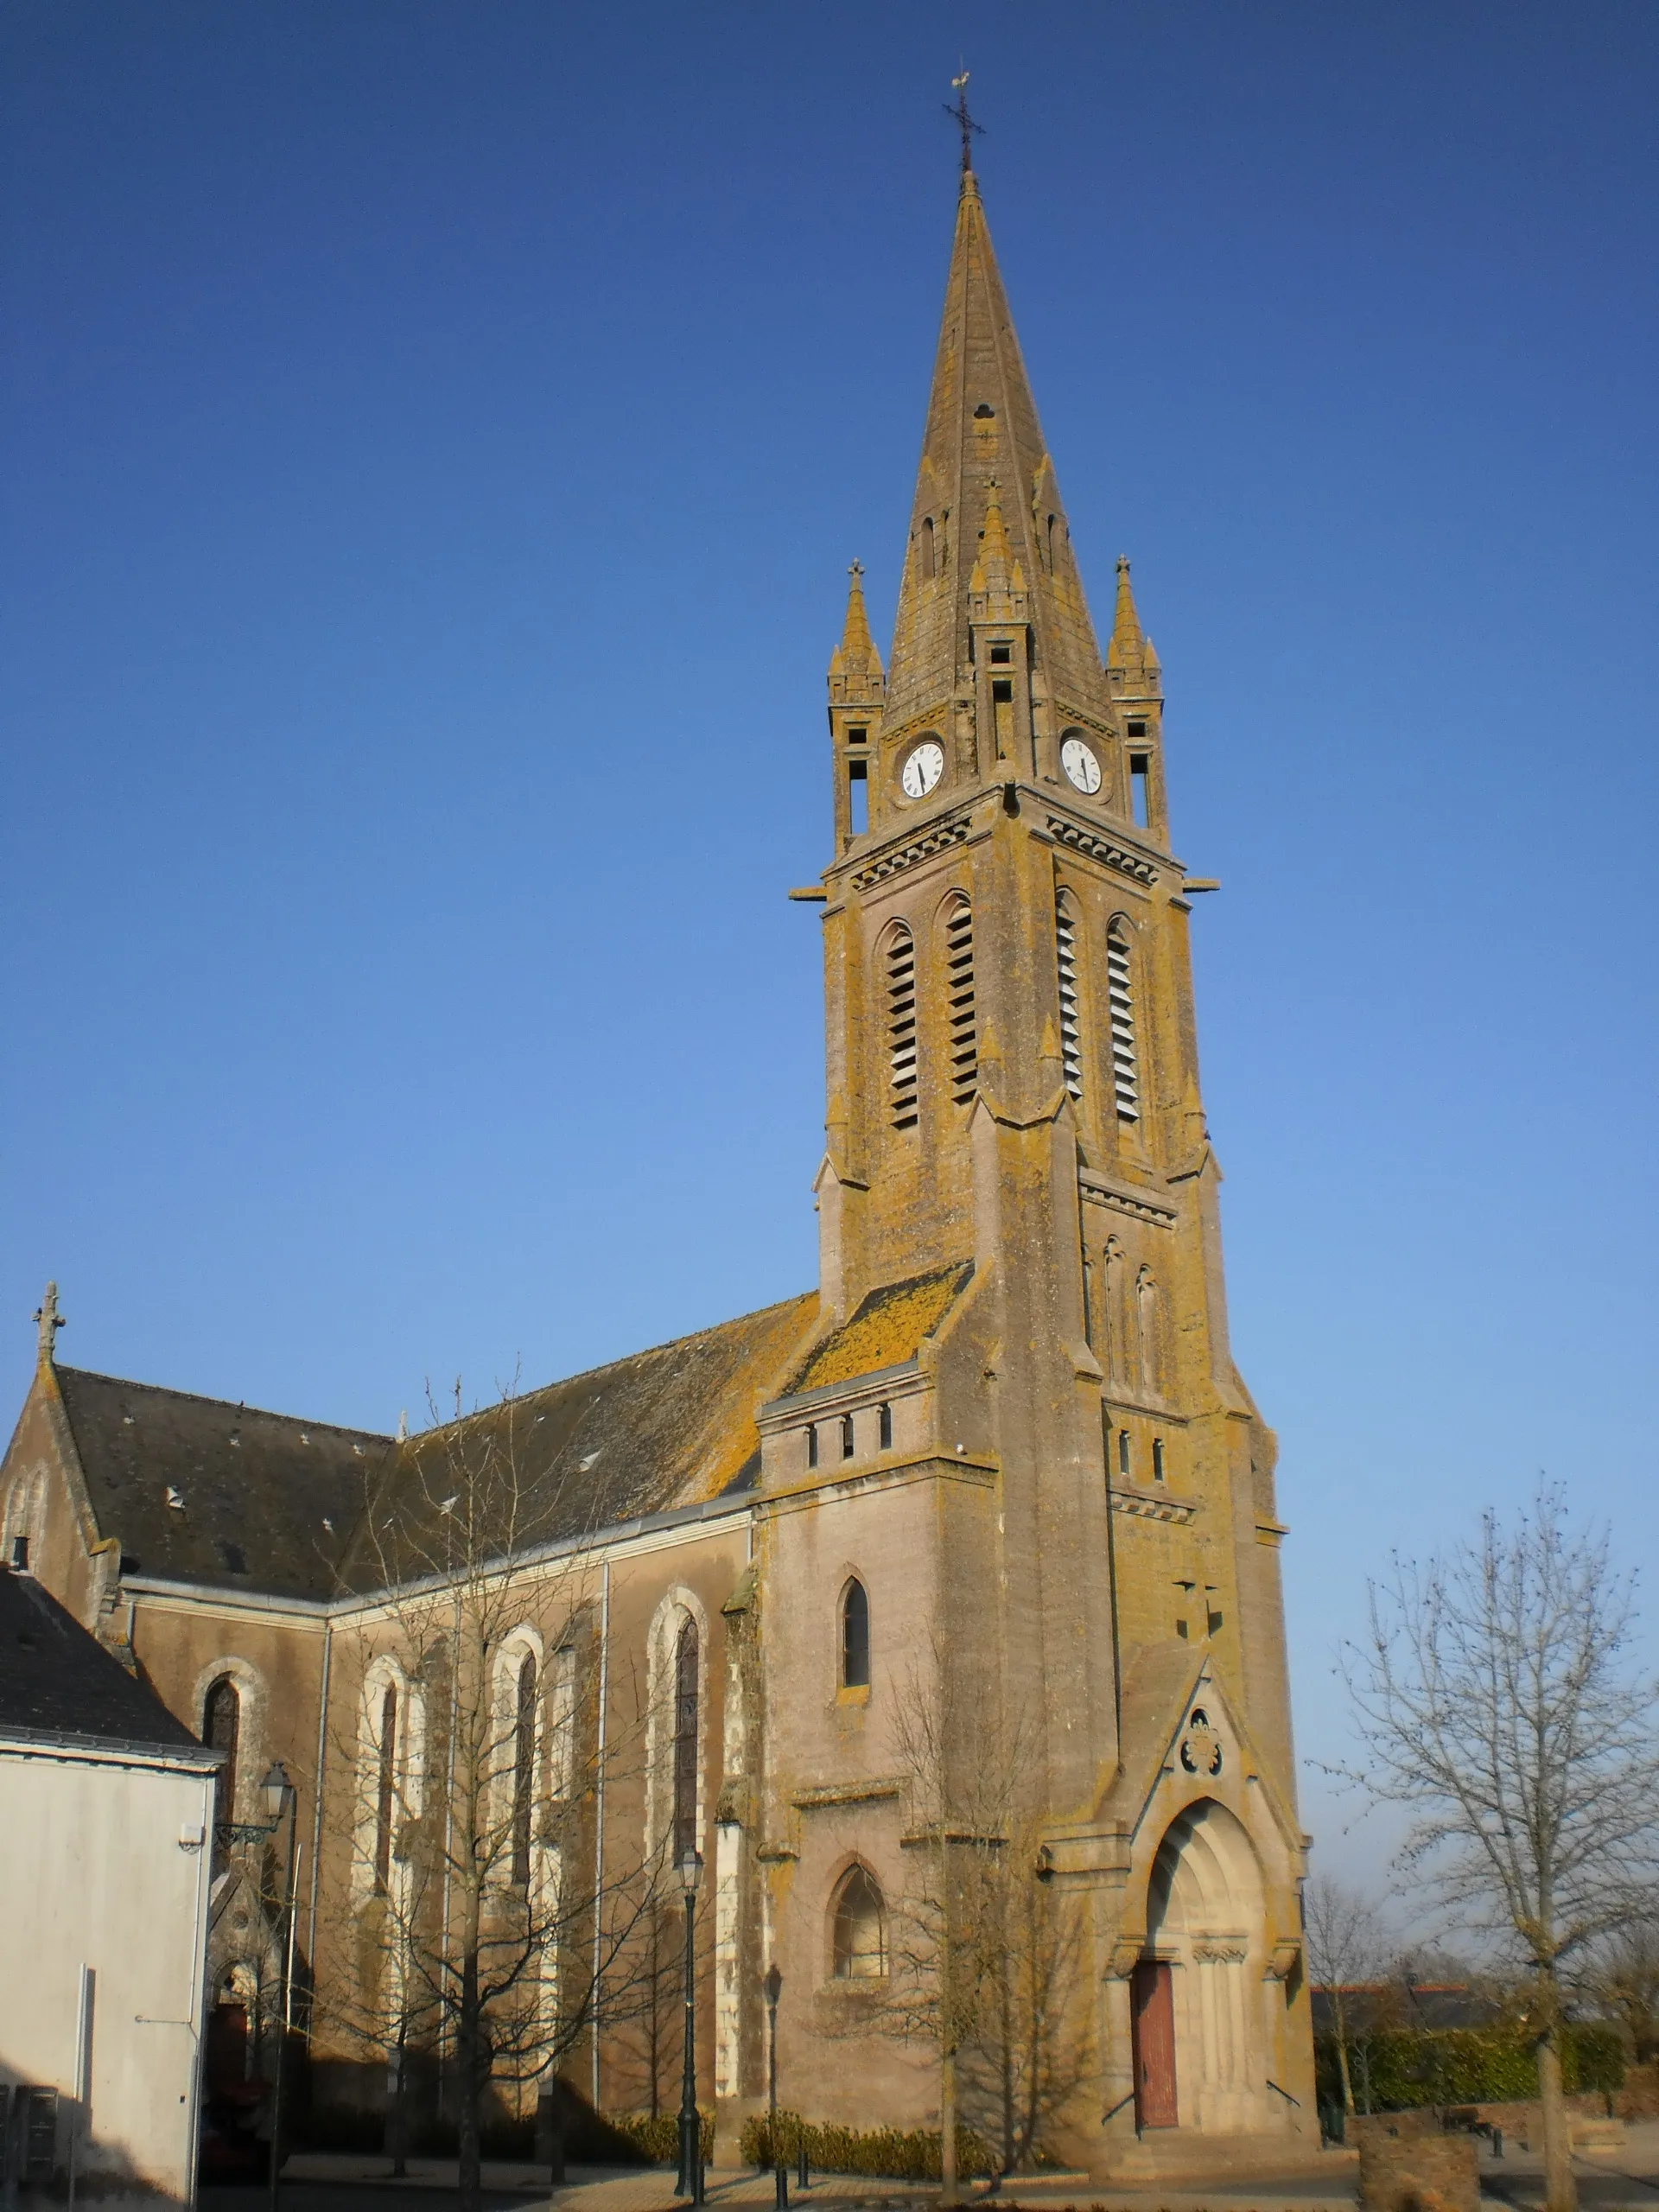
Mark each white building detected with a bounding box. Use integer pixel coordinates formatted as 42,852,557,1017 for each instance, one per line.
0,1563,219,2208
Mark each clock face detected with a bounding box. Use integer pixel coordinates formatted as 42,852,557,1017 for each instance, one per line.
900,740,945,799
1060,736,1103,794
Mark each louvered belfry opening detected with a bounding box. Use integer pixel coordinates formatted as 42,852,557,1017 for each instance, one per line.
944,895,976,1105
1056,893,1083,1099
887,925,919,1128
1107,921,1141,1119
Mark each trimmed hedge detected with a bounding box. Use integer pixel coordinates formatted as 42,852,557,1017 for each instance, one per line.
1316,2026,1625,2112
741,2110,995,2182
604,2109,715,2164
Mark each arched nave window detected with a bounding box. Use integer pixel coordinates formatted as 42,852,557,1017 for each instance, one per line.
203,1675,240,1876
373,1681,399,1896
511,1646,538,1887
832,1866,888,1980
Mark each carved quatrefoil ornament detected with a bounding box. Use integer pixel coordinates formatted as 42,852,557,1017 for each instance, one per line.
1179,1707,1223,1777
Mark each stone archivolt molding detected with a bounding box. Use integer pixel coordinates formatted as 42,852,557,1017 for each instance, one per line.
1109,1484,1196,1528
1079,1170,1178,1229
1046,814,1159,885
852,812,974,891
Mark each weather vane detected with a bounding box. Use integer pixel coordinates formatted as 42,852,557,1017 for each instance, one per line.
944,69,984,175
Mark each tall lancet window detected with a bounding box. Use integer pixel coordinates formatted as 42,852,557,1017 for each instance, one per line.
671,1617,699,1866
1107,920,1141,1121
1056,893,1083,1099
886,925,918,1128
203,1675,240,1876
373,1681,398,1896
511,1649,537,1886
920,515,937,581
943,895,976,1105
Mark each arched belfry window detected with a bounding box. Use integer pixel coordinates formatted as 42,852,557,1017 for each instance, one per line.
373,1681,398,1896
842,1579,870,1689
886,925,918,1129
1107,920,1141,1121
671,1616,699,1866
1056,893,1083,1099
943,895,976,1106
203,1675,240,1875
832,1866,888,1980
510,1648,537,1886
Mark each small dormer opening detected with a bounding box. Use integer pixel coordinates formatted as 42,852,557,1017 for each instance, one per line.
1126,719,1147,738
973,402,995,419
989,643,1011,665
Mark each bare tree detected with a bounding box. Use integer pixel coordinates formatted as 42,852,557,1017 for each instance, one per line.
1338,1482,1659,2212
318,1383,660,2212
1303,1876,1387,2115
879,1645,1087,2197
1588,1915,1659,2068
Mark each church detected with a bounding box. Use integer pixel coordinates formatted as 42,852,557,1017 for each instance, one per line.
2,158,1316,2181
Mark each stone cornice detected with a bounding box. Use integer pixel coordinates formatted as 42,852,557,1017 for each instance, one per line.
1045,813,1160,885
1109,1484,1197,1528
1079,1169,1179,1229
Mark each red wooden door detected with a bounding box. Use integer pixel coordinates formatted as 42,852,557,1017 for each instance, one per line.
1130,1960,1179,2128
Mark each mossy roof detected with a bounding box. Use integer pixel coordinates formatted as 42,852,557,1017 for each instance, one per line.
785,1261,972,1395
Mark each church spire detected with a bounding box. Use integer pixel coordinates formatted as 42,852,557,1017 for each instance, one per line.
884,170,1111,732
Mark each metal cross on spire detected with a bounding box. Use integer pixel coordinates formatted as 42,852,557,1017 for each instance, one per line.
943,69,984,175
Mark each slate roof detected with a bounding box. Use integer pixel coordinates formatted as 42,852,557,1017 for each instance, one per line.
334,1291,817,1593
0,1567,212,1755
54,1365,390,1601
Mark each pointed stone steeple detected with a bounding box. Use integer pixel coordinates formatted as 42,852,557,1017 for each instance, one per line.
1106,554,1160,693
884,170,1112,734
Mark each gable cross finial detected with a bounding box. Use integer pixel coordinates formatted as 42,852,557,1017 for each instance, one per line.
944,69,984,176
34,1281,64,1367
849,557,863,581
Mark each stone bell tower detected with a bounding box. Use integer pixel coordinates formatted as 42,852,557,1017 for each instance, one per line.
769,159,1314,2165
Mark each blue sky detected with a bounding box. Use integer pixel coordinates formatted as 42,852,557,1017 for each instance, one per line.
3,2,1656,1900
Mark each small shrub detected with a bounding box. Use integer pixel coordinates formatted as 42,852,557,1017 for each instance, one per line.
603,2109,715,2164
1313,2025,1626,2111
741,2110,995,2182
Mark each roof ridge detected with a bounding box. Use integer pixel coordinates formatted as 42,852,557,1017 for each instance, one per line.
54,1366,393,1443
422,1289,819,1439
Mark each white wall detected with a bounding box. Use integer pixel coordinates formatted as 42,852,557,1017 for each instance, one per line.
0,1742,215,2207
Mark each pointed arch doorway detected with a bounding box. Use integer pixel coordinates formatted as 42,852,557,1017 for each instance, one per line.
1141,1797,1269,2133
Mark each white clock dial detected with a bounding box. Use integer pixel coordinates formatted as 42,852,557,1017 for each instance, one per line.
900,740,945,799
1060,736,1103,794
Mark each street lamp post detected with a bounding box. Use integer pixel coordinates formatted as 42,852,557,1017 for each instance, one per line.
764,1964,786,2209
674,1849,704,2203
261,1763,298,2212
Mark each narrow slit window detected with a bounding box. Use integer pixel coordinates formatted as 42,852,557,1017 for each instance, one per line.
886,925,918,1128
849,758,869,837
878,1402,893,1450
1129,753,1150,828
1117,1427,1132,1478
806,1422,818,1470
842,1579,871,1688
840,1413,855,1460
1106,922,1141,1121
511,1650,537,1885
944,895,976,1106
1056,893,1083,1099
373,1682,397,1895
672,1618,699,1866
1152,1438,1166,1484
10,1534,27,1570
992,677,1014,757
921,516,936,581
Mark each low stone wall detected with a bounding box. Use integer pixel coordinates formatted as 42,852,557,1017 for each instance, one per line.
1353,2113,1478,2212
